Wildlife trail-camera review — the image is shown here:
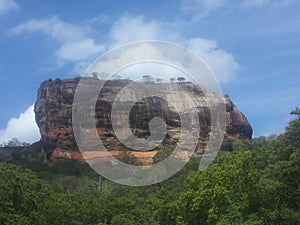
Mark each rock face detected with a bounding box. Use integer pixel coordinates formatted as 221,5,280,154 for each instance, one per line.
34,78,252,162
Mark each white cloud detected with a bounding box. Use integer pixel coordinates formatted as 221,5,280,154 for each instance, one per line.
88,42,188,79
0,0,19,15
9,16,85,42
109,14,180,46
187,38,239,82
71,61,93,76
8,14,239,82
9,16,104,64
55,38,104,62
0,105,40,144
107,14,239,83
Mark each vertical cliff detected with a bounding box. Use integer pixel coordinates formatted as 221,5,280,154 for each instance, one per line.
34,78,252,162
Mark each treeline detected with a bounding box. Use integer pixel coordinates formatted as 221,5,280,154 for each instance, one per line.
0,111,299,224
0,137,30,147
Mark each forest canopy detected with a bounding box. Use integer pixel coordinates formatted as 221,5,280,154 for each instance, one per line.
0,110,299,225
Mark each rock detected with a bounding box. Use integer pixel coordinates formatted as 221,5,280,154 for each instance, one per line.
224,97,253,139
34,78,252,162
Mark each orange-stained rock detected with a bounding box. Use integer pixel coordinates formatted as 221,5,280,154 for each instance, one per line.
34,78,252,161
70,151,83,160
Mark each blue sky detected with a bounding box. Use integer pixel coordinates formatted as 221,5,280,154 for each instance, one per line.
0,0,299,143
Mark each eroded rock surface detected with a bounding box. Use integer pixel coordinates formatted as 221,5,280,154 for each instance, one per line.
34,78,252,162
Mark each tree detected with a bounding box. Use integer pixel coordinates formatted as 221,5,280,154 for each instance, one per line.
156,78,163,83
291,107,300,117
32,192,105,225
142,75,154,83
170,77,176,83
177,77,185,83
153,146,174,163
231,139,252,151
256,116,300,224
91,72,99,78
91,72,109,79
111,74,122,80
111,214,135,225
0,163,43,225
162,151,264,225
160,111,300,225
7,137,22,147
54,78,61,84
116,150,141,166
21,142,30,146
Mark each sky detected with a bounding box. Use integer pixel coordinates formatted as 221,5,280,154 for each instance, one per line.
0,0,299,144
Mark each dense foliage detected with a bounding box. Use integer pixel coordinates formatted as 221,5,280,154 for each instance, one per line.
0,112,299,224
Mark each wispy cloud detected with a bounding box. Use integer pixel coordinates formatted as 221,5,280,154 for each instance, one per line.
0,0,19,15
8,13,239,81
242,0,297,8
181,0,297,20
87,14,110,24
109,14,181,46
182,0,228,20
0,105,40,144
8,16,104,65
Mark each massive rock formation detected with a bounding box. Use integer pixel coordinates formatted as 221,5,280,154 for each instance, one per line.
34,78,252,163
